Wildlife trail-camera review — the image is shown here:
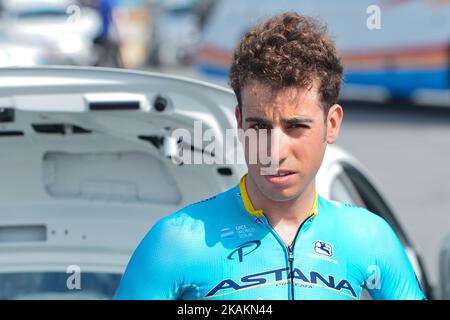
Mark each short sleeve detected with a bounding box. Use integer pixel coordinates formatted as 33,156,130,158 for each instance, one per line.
113,219,183,300
365,217,426,300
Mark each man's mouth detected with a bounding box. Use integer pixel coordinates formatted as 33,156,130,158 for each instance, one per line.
265,170,296,184
272,171,294,177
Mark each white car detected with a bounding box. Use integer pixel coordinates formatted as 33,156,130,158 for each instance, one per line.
0,66,432,299
0,34,63,67
0,0,102,66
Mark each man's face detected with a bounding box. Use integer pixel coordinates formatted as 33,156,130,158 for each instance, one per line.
235,80,343,202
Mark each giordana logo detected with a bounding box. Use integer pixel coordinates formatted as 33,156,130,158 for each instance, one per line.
228,240,261,263
314,241,333,257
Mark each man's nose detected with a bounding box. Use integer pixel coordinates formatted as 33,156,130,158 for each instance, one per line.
268,128,290,165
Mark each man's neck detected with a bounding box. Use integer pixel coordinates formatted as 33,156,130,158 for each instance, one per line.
245,175,316,227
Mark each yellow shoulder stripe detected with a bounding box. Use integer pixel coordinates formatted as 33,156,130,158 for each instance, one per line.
239,174,265,217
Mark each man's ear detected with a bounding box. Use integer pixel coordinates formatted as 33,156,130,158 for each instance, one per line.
326,104,343,144
235,105,242,129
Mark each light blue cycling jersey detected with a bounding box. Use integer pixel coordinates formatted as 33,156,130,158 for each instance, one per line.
114,174,426,300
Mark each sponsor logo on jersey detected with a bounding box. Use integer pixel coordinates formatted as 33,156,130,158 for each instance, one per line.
220,228,235,239
227,240,261,263
314,241,333,257
235,224,256,238
205,267,357,298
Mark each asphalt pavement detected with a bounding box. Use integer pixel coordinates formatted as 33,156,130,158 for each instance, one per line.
338,102,450,295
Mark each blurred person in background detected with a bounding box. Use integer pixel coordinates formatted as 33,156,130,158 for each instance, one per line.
92,0,123,67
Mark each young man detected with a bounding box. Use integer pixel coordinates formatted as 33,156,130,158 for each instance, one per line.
114,12,426,300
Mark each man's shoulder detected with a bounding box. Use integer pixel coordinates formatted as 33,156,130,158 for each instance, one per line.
318,196,393,238
176,184,237,216
152,185,240,234
318,196,400,264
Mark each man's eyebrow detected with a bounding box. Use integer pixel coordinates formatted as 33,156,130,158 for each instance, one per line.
244,116,315,126
282,117,314,125
244,117,271,123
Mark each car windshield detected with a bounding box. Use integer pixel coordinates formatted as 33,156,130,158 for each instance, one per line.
0,272,122,300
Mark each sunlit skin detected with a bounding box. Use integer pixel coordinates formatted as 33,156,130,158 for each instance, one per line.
235,79,343,246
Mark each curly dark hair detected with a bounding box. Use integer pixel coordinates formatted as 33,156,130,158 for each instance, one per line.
229,12,344,114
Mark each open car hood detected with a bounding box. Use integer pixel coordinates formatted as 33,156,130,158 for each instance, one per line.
0,67,249,270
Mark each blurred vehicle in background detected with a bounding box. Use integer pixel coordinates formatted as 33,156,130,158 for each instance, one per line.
196,0,450,107
148,0,203,67
0,0,102,66
0,33,65,67
0,66,432,299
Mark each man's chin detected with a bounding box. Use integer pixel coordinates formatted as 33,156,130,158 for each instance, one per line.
260,184,304,202
264,191,303,203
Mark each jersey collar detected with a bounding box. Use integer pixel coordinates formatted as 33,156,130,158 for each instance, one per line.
238,173,318,219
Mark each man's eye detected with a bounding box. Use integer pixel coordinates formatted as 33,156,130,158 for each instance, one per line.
251,123,269,130
289,124,310,129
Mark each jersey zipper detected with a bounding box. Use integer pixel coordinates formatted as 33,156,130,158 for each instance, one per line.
287,244,295,299
258,216,311,300
286,218,309,300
